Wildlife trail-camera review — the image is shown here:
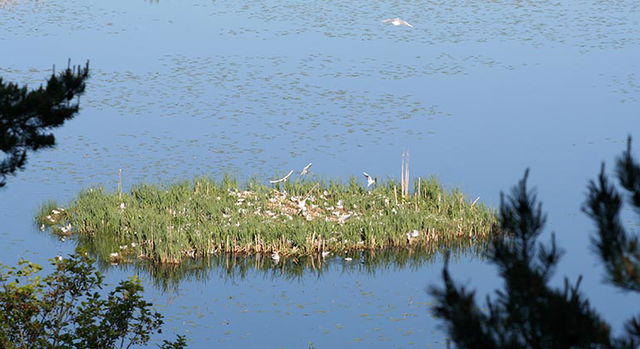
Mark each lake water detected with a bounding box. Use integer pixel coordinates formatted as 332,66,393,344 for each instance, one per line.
1,0,639,347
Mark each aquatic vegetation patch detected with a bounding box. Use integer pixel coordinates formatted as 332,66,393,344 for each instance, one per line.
37,176,497,265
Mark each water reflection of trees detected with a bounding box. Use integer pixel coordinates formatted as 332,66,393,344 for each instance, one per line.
82,239,488,292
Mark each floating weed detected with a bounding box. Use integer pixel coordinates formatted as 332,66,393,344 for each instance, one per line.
37,176,497,265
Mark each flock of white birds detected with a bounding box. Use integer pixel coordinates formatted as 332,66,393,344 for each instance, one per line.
269,163,377,188
268,16,412,262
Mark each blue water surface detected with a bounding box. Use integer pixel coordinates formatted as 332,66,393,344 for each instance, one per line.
1,0,639,347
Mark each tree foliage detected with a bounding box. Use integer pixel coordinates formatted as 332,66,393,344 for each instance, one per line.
0,62,89,188
0,252,186,349
431,137,640,348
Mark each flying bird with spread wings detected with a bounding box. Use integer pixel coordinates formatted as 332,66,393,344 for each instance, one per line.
300,163,312,176
363,172,376,187
269,170,293,184
382,17,413,28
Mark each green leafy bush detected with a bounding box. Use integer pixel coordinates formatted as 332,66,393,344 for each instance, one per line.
0,251,186,349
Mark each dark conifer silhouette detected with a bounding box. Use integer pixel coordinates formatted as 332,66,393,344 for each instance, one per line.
431,137,640,348
0,61,89,187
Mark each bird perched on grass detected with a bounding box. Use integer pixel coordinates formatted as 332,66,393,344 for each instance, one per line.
270,170,293,184
300,162,312,176
363,172,376,187
382,17,413,28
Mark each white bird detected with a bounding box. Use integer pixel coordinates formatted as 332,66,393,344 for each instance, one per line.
60,223,72,234
269,170,294,184
297,198,308,212
382,17,413,28
300,162,312,176
406,230,420,239
337,213,352,224
363,172,376,187
271,251,280,261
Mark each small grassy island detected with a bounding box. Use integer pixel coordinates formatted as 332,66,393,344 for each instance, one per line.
37,176,497,265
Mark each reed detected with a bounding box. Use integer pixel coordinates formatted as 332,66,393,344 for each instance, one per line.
401,151,409,198
37,175,497,265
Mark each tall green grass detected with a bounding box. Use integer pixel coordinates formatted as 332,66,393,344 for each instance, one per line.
37,176,497,265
